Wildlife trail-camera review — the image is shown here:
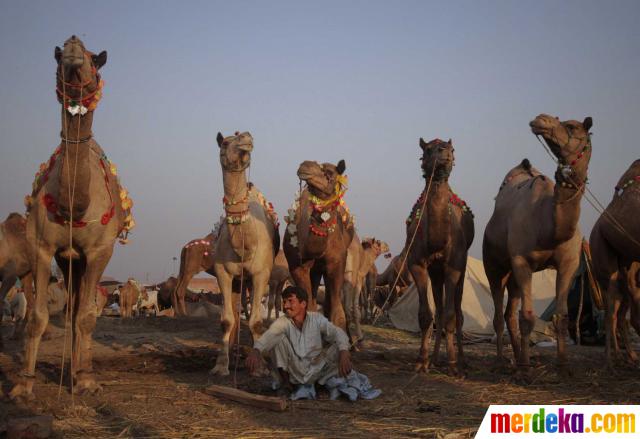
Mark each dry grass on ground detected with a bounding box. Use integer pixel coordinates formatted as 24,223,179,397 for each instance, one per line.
1,314,639,438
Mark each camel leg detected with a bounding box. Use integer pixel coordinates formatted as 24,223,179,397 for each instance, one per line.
617,296,637,363
72,247,111,394
211,267,234,376
0,272,18,349
290,264,313,310
553,257,580,374
248,270,270,341
486,267,510,364
505,276,522,362
511,256,534,379
409,263,433,372
429,268,444,368
172,248,202,317
454,262,467,371
324,259,348,332
267,280,275,321
605,273,624,367
10,246,54,401
443,267,464,376
342,270,358,344
352,277,364,345
275,279,285,318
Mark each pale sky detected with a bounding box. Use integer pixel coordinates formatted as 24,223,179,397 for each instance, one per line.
1,1,639,283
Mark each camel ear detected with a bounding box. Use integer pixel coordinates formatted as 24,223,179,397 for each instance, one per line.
582,117,593,132
216,132,224,148
419,137,428,150
92,51,107,69
55,46,62,63
448,138,452,145
337,159,346,175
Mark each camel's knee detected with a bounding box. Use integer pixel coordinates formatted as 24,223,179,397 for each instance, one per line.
249,319,265,336
26,309,48,337
77,311,97,334
443,309,456,332
519,310,535,335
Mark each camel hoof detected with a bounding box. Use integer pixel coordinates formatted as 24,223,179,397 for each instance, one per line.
447,364,465,378
209,364,230,376
414,361,429,373
9,384,35,402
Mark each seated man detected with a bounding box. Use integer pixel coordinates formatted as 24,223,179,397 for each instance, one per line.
246,285,380,401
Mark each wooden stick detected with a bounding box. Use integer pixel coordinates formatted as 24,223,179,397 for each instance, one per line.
203,385,288,412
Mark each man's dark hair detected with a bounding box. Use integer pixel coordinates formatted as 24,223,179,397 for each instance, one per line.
282,285,308,303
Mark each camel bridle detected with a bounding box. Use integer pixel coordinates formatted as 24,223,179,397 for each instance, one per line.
535,126,592,193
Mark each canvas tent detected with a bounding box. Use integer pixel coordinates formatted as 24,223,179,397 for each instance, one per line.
387,256,557,337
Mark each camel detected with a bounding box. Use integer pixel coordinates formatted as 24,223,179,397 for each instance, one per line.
368,250,413,317
0,213,34,345
119,279,141,318
171,232,216,316
483,114,593,380
406,138,474,375
171,227,290,317
589,159,640,366
343,235,389,345
157,276,178,311
11,36,134,399
267,251,293,320
283,160,354,332
210,131,280,376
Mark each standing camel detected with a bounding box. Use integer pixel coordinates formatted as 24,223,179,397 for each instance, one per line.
283,160,354,332
119,279,141,318
0,213,34,345
483,114,593,380
343,235,389,346
406,138,474,375
210,131,279,376
589,159,640,366
11,36,133,399
171,232,216,316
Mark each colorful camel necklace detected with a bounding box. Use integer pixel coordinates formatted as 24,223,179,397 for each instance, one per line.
223,184,251,225
616,175,640,195
406,188,473,226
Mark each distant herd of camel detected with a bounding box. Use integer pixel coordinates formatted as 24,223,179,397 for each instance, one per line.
1,35,638,400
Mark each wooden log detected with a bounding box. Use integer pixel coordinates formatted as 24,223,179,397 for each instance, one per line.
203,385,288,412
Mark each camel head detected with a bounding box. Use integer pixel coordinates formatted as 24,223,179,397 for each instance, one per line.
362,237,390,256
55,35,106,113
419,138,455,181
529,114,593,175
297,160,346,199
217,131,253,172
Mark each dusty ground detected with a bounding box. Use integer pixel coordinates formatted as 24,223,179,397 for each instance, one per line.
1,313,639,438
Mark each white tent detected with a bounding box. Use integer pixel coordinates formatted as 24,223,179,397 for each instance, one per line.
387,256,557,336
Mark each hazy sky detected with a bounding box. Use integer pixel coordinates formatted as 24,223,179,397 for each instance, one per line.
1,1,639,283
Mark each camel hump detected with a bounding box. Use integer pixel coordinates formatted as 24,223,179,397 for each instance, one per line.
4,212,26,235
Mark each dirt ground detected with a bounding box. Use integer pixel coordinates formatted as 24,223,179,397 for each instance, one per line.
1,312,639,439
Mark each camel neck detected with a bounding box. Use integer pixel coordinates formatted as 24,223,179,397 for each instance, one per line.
552,185,583,243
424,181,451,252
61,109,94,141
551,161,589,243
57,136,92,222
222,169,249,212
